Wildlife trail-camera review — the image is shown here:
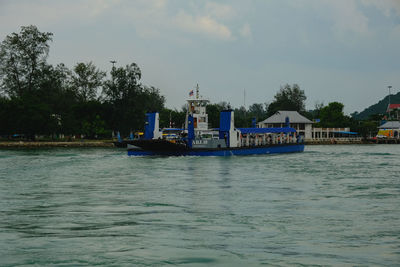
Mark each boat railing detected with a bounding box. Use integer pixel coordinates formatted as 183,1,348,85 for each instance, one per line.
240,133,303,147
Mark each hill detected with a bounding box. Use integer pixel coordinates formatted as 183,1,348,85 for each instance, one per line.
352,92,400,120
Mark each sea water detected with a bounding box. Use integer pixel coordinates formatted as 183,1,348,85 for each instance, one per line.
0,145,399,266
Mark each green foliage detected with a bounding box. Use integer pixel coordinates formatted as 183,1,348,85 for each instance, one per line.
0,25,53,98
0,96,15,135
317,102,351,128
233,103,268,128
102,64,165,135
72,62,105,102
12,95,54,140
307,101,324,121
81,115,108,138
353,92,400,120
267,84,306,116
0,26,166,139
159,108,186,129
2,25,383,140
357,120,378,138
206,102,230,128
248,103,267,120
205,102,268,128
233,106,248,127
103,63,141,102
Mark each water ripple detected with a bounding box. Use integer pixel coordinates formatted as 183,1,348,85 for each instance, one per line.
0,145,400,266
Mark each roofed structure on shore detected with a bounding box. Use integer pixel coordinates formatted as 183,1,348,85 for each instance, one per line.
387,104,400,120
258,111,313,139
378,121,400,129
387,104,400,112
259,111,313,124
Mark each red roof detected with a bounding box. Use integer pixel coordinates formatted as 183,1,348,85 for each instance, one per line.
387,104,400,112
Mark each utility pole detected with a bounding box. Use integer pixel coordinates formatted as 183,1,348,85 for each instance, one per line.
110,60,117,86
244,89,246,108
388,85,392,120
110,60,117,138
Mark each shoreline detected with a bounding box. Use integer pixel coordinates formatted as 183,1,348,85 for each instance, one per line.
0,139,384,148
0,140,116,148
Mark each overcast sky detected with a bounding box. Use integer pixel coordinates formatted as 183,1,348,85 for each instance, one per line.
1,0,399,114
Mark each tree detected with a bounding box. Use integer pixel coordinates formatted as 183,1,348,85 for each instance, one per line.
0,26,171,139
206,102,230,128
82,115,108,139
141,86,165,112
313,101,324,118
267,84,306,116
318,102,350,128
71,62,105,102
159,108,186,129
0,96,14,135
103,63,142,102
248,103,264,118
0,26,56,139
35,63,74,136
0,25,53,98
234,106,248,127
102,63,165,134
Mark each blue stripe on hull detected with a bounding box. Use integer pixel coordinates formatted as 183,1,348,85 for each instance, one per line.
127,144,304,156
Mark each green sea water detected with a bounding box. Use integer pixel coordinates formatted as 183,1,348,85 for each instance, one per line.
0,145,399,266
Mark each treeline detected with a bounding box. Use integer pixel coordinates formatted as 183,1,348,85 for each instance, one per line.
0,25,292,140
0,26,381,140
0,25,166,139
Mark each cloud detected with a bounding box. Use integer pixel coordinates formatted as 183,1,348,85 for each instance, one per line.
173,10,232,40
119,0,170,39
0,0,238,42
205,2,235,20
392,24,400,39
323,0,370,36
312,0,400,38
239,23,252,39
119,1,235,41
361,0,400,17
288,0,372,43
0,0,119,31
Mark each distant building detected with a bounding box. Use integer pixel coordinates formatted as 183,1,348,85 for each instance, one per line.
378,121,400,130
377,121,400,139
311,127,357,140
258,111,313,139
387,104,400,120
258,110,361,141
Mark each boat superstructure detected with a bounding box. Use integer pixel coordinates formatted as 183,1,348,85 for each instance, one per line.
185,84,210,132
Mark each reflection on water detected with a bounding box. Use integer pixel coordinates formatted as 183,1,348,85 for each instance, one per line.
0,145,400,266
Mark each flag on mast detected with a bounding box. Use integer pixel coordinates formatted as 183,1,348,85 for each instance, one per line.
189,90,194,97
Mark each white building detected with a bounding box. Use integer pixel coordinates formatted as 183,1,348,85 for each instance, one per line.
258,111,313,139
312,127,353,139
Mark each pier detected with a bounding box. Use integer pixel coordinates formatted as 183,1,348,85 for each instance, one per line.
366,138,400,144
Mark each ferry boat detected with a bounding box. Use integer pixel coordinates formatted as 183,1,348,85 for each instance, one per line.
127,85,304,156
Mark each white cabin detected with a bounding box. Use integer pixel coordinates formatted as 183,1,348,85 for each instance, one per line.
185,84,211,133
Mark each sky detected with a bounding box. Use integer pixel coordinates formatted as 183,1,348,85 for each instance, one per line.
1,0,400,114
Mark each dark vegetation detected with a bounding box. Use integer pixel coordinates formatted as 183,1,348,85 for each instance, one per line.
0,26,165,139
352,92,400,120
0,26,388,140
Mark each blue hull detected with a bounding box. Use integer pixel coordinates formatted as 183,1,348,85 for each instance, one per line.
128,144,304,156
